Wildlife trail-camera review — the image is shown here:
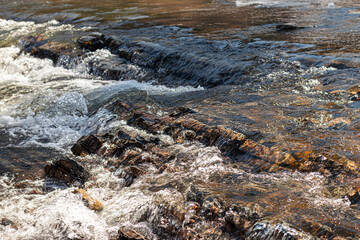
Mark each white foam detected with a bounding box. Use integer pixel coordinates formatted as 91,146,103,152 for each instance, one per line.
0,138,354,239
235,0,303,8
89,79,204,100
0,18,91,44
0,45,202,150
235,0,340,8
0,158,161,240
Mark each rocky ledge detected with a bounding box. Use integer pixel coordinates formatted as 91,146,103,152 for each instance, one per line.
15,31,360,239
18,32,360,89
42,99,360,239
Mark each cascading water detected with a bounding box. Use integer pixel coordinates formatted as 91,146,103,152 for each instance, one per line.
1,0,360,239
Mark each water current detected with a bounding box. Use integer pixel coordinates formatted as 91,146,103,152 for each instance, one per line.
0,0,360,239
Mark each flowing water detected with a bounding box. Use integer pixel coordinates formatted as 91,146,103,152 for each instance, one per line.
1,0,360,239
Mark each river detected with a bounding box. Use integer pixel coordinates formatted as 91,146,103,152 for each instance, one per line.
0,0,360,239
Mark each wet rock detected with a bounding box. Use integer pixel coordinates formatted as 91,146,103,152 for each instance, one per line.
19,35,80,63
202,197,225,218
68,100,360,239
71,135,103,156
173,129,197,143
225,206,259,233
115,166,145,187
75,33,251,87
245,222,309,240
169,107,197,117
91,101,360,181
347,85,360,101
77,32,107,51
118,226,146,240
44,156,90,185
347,190,360,205
73,188,103,211
326,59,360,69
186,185,205,204
1,218,18,230
155,185,327,240
0,147,58,181
347,85,360,95
328,117,351,129
276,23,305,31
88,57,143,80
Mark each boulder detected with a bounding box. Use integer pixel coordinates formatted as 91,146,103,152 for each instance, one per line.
71,135,103,156
44,156,90,185
77,32,107,51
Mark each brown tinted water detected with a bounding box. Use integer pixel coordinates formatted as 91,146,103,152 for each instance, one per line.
2,0,360,52
0,0,360,239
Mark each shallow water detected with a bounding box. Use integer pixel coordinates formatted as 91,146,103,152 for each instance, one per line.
0,0,360,239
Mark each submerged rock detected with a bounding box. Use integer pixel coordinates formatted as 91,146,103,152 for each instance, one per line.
67,100,360,239
44,156,90,186
72,100,360,192
326,59,360,69
276,23,306,31
114,165,145,187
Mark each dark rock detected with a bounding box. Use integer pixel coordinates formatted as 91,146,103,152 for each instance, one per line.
276,24,305,31
327,62,351,69
350,94,360,101
186,185,205,204
115,166,145,187
326,59,360,69
19,35,80,63
107,38,123,52
118,226,146,240
71,135,103,156
169,107,197,117
1,218,17,230
77,32,107,51
347,190,360,205
1,218,14,226
67,100,360,239
44,156,90,185
75,33,249,87
347,85,360,101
